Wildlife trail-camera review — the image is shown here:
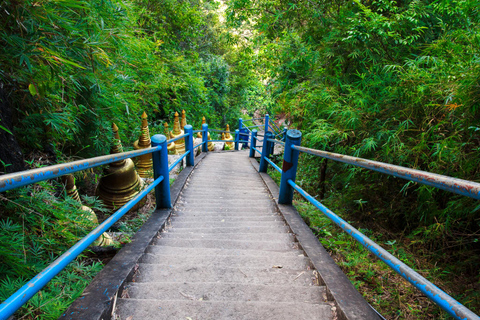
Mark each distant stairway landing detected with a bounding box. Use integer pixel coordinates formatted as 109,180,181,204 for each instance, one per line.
114,151,334,319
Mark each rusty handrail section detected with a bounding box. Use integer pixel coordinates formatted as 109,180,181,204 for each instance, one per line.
292,145,480,200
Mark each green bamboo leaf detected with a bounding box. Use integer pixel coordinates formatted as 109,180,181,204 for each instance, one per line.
28,83,37,96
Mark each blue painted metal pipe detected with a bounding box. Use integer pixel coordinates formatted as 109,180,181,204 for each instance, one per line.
267,138,285,146
0,147,161,193
184,125,194,166
202,124,208,153
264,157,281,173
264,114,270,133
194,142,205,149
252,147,262,155
151,134,171,209
0,176,163,320
168,150,191,172
278,129,302,204
292,145,480,201
250,130,258,158
259,131,274,173
287,179,480,320
167,133,189,144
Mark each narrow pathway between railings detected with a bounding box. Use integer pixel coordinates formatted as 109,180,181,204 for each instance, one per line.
114,150,334,319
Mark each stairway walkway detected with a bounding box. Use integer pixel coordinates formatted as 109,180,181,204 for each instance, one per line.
115,151,334,319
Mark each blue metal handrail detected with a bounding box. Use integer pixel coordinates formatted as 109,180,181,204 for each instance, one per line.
0,147,160,193
291,145,480,200
0,124,203,320
0,115,276,319
256,128,480,320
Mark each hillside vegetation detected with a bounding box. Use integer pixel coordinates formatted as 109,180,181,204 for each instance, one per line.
1,0,479,318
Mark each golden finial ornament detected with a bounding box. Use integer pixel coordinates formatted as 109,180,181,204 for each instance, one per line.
96,123,146,212
62,174,113,246
225,124,234,149
197,115,214,151
181,109,187,128
133,111,153,178
61,174,81,203
172,111,185,154
164,122,177,154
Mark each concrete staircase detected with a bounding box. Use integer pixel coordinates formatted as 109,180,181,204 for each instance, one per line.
114,151,334,319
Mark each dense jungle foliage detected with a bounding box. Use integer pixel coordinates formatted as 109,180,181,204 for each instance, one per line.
1,0,479,318
227,0,480,317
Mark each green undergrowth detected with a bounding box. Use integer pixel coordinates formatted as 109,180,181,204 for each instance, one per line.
0,175,157,319
266,166,479,319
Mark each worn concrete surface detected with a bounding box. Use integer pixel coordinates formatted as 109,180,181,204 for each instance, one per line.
115,151,333,319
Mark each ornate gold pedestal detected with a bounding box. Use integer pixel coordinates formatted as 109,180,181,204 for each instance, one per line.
133,112,153,178
96,123,145,212
62,174,113,246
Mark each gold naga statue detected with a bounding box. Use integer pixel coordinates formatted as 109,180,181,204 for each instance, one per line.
164,122,177,154
225,124,234,149
196,116,214,151
96,123,145,211
62,174,113,246
132,112,153,178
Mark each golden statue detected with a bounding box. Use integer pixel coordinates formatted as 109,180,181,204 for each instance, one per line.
164,122,177,154
96,123,145,212
62,174,113,246
133,111,153,178
225,124,234,149
196,116,214,151
172,111,185,154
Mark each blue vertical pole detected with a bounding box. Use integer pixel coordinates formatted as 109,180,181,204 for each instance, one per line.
278,129,302,205
283,127,288,141
249,129,257,158
202,123,208,153
239,118,247,148
234,129,240,151
264,114,270,133
184,125,194,166
259,131,273,173
151,134,171,209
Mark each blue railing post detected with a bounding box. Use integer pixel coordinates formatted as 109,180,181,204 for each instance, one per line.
283,127,288,141
249,129,257,158
279,129,302,204
234,129,240,151
184,125,194,166
151,134,171,209
202,123,208,153
239,117,248,148
264,114,270,133
259,131,273,173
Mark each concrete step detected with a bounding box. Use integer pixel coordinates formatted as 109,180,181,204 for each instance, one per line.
165,220,286,229
123,282,325,304
169,214,283,222
145,245,305,258
115,299,333,320
151,238,295,251
158,232,295,242
179,194,273,201
160,226,291,234
177,199,273,206
139,253,309,269
170,211,281,218
133,264,317,286
174,206,277,213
